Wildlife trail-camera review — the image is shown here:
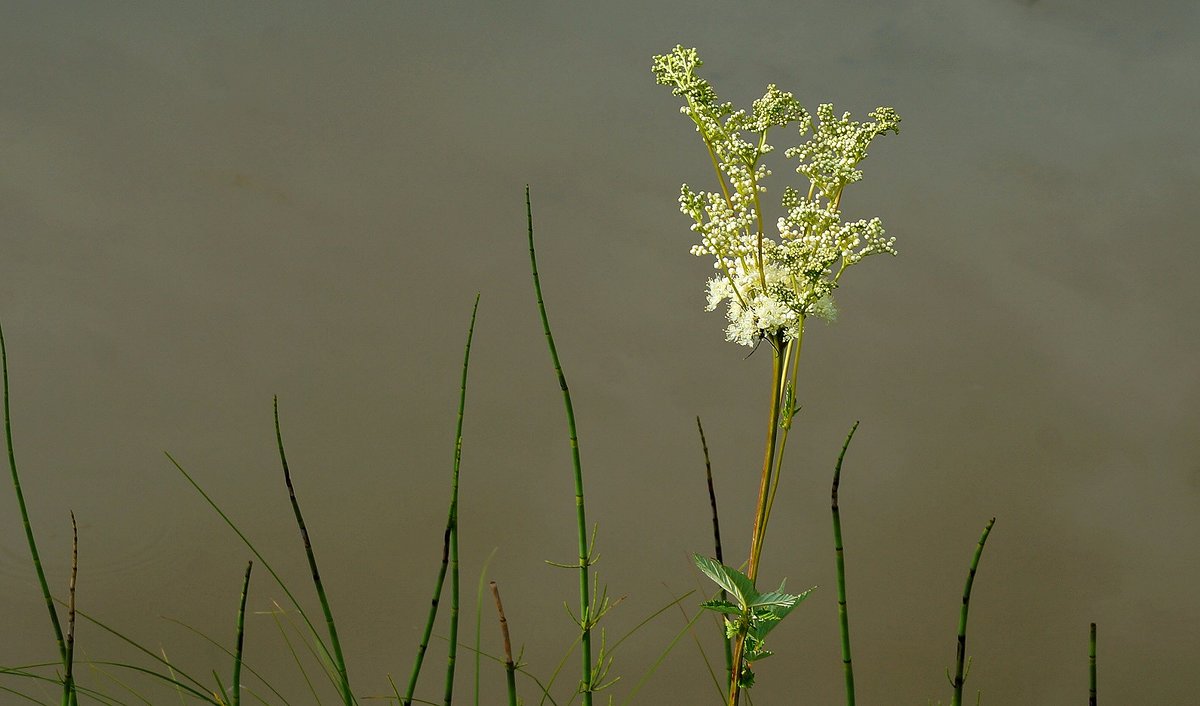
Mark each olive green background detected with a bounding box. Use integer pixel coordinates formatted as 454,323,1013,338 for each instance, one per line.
2,1,1198,703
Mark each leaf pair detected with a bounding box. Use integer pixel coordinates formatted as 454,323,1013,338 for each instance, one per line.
693,555,813,686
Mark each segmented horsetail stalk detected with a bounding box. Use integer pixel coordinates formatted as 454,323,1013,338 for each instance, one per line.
831,421,860,706
526,186,595,704
402,294,480,706
1089,622,1097,705
951,518,995,706
489,581,518,706
231,560,253,706
63,511,78,706
696,416,733,690
274,399,354,705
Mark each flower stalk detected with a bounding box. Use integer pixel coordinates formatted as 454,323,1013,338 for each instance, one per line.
653,45,900,704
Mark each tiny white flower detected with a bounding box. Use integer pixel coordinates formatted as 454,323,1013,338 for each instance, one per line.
654,46,899,346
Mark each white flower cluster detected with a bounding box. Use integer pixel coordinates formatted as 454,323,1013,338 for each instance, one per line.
653,46,900,347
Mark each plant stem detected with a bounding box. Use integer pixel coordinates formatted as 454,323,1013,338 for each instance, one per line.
1089,622,1097,706
831,422,860,706
490,581,518,706
526,186,594,704
444,294,480,706
274,399,353,706
231,561,252,706
402,295,480,706
696,416,732,692
1,323,68,670
747,334,788,581
728,334,788,706
62,511,77,706
951,518,996,706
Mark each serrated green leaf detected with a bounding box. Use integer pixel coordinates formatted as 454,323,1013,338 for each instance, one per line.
737,666,756,689
692,554,756,607
747,590,798,610
699,599,742,615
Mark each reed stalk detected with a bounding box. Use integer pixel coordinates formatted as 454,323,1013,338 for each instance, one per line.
62,512,77,706
696,416,732,691
444,294,480,706
400,296,479,706
525,186,594,704
1089,622,1097,706
231,561,253,706
831,422,860,706
489,581,518,706
273,398,354,706
950,517,995,706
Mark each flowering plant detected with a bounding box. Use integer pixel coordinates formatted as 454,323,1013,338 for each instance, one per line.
653,45,900,346
654,45,900,704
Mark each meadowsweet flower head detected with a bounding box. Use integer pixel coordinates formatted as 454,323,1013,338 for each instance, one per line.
654,45,900,346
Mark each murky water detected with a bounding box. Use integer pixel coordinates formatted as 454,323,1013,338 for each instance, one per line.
2,2,1198,704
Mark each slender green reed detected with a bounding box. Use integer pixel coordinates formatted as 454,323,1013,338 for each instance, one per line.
831,421,860,706
273,398,353,706
402,295,480,706
489,581,518,706
72,607,224,703
1,323,69,691
473,548,498,706
950,517,995,706
231,561,253,706
165,452,341,698
696,416,732,691
525,186,595,704
444,294,480,706
402,516,452,704
1089,622,1097,706
62,512,77,706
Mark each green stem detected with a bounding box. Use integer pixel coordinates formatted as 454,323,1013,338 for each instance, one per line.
1089,623,1097,706
403,295,480,706
444,294,480,706
951,518,996,706
831,422,860,706
274,399,353,706
231,561,253,706
62,512,77,706
403,524,451,705
747,334,787,581
728,335,788,706
696,416,732,692
489,581,518,706
1,323,68,669
526,186,593,705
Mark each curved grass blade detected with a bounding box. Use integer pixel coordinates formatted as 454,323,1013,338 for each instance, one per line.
70,607,220,701
525,187,595,705
1,323,68,675
164,453,334,675
831,421,859,706
619,605,707,706
160,614,292,706
473,548,498,706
